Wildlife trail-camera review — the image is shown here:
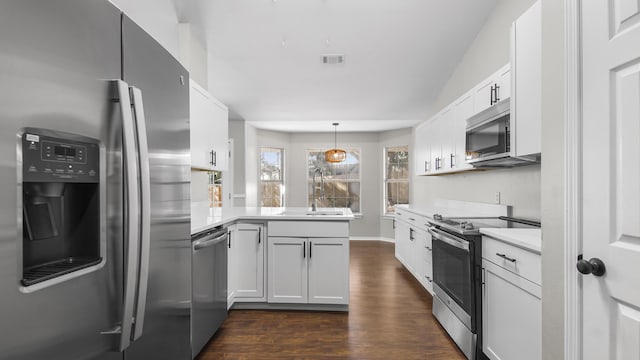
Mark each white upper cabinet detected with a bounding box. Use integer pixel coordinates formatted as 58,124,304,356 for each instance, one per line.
189,79,228,171
452,91,475,172
429,114,444,173
414,121,431,176
474,64,511,114
436,108,453,172
511,0,541,157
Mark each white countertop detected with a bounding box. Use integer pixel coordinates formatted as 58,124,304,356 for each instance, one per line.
479,228,542,254
191,202,355,235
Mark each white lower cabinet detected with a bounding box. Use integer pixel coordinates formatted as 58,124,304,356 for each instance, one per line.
415,228,433,293
307,238,349,304
227,223,265,307
393,215,410,266
267,221,350,305
482,236,541,360
268,237,308,303
394,208,433,295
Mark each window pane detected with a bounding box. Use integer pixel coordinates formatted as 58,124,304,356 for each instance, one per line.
307,149,360,213
384,145,409,214
261,147,284,207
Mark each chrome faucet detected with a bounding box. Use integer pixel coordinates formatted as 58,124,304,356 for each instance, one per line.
311,167,324,211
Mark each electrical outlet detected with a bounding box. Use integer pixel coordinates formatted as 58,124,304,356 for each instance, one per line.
494,191,501,204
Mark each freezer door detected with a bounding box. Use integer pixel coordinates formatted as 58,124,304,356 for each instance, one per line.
0,1,124,359
121,15,192,360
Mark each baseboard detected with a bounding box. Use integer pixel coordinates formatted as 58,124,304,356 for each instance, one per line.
349,236,395,243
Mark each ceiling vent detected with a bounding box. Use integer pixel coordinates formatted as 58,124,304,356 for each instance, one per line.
322,54,345,65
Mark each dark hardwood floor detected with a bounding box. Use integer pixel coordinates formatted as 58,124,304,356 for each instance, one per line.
196,240,465,359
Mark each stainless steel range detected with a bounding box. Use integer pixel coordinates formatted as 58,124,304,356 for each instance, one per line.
428,215,540,359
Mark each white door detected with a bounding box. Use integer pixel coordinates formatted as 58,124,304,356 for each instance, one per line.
233,224,264,299
267,237,308,303
581,1,640,358
308,238,349,305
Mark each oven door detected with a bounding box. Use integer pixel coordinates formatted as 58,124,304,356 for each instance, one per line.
465,113,509,162
430,227,475,330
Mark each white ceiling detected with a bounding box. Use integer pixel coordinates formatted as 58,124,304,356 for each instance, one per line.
174,0,497,132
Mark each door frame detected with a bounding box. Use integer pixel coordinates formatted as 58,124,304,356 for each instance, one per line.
564,0,581,359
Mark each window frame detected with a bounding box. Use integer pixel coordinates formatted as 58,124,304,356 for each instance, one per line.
306,148,362,215
383,144,409,216
259,146,285,208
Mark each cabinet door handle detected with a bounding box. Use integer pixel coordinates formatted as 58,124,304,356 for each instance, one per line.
494,84,500,103
309,241,312,258
490,84,495,105
303,242,306,258
496,253,516,262
228,231,231,248
424,275,432,282
450,153,455,168
409,228,415,241
213,151,217,167
425,246,432,251
409,218,416,221
257,227,261,244
209,150,214,166
424,160,428,172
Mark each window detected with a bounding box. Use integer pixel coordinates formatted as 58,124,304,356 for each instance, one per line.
208,171,223,208
307,149,361,213
384,145,409,215
260,147,284,207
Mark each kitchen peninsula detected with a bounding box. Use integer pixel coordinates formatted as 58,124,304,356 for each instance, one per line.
191,203,354,312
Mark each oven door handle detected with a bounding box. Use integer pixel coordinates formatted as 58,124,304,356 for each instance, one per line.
428,227,470,252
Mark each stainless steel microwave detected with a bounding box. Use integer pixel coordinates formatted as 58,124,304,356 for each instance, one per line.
465,98,538,167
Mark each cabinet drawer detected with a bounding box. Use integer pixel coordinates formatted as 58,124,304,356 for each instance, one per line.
268,221,349,238
482,236,541,285
396,210,429,231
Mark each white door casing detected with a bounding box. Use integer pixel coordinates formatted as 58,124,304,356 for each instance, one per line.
580,0,640,359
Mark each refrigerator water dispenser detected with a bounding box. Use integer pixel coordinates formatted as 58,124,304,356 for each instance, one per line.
21,129,102,287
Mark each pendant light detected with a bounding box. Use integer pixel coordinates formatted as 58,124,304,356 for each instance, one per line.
325,123,347,163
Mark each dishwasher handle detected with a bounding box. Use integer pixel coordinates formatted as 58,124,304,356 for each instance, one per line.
193,231,228,251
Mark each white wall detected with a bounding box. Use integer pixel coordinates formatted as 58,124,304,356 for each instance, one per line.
432,0,537,113
178,23,208,88
540,0,565,358
244,123,259,207
108,0,180,60
229,120,247,206
379,129,413,239
411,0,541,220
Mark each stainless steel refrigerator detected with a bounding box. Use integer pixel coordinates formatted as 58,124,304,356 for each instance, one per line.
0,1,191,359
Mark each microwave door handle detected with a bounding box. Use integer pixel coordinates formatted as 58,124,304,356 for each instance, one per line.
107,80,139,351
130,87,151,342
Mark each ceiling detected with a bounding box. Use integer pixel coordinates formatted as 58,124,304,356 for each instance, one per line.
174,0,497,132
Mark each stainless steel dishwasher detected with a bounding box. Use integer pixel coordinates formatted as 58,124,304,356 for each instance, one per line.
191,226,228,358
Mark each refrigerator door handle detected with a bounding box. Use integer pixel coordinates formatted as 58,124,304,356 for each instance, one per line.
111,80,140,351
130,86,151,341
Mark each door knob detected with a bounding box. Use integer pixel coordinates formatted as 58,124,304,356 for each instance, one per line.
576,256,606,276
